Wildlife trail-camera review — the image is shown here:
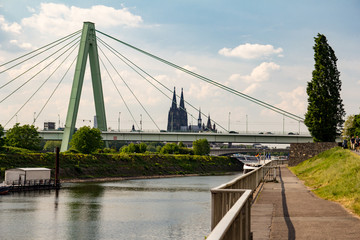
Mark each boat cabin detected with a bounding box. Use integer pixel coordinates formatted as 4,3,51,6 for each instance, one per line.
4,168,51,185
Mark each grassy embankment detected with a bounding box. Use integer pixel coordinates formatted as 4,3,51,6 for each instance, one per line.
0,149,242,180
290,147,360,216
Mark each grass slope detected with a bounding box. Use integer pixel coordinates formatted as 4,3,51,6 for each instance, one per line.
290,147,360,216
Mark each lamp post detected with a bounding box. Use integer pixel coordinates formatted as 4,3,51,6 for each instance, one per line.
140,114,142,131
283,115,285,135
33,112,36,125
118,112,121,132
228,112,231,132
58,114,60,129
246,114,248,133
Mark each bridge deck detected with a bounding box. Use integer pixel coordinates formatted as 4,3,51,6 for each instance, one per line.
251,165,360,239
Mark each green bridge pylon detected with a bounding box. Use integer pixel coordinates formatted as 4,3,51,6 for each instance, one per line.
61,22,107,152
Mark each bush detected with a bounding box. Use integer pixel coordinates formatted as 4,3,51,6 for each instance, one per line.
6,123,41,151
43,141,62,152
193,139,210,155
69,126,103,154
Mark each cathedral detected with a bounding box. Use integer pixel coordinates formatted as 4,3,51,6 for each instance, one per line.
167,87,216,132
167,88,188,131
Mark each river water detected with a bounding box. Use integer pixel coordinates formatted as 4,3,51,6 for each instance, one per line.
0,173,242,240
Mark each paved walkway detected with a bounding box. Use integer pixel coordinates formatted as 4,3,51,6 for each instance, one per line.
251,166,360,240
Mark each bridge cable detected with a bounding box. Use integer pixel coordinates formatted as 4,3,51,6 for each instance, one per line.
98,46,161,131
0,38,80,104
97,51,140,130
96,30,304,122
5,43,78,127
97,37,227,132
0,30,81,75
97,36,225,131
33,56,78,126
0,35,81,90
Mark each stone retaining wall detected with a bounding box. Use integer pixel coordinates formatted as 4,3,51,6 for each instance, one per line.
288,142,338,166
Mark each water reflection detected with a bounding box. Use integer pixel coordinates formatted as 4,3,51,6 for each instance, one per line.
0,173,242,240
67,184,104,240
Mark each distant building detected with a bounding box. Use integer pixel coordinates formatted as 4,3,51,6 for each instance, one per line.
167,87,188,132
189,108,203,132
167,87,216,133
44,122,55,130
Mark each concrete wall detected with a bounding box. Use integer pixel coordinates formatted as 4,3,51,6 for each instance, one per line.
288,142,339,166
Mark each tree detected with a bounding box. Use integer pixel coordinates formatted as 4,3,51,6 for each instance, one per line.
43,141,62,152
69,126,103,154
121,143,147,153
160,143,180,154
304,33,345,142
193,139,210,155
0,124,4,149
343,114,360,138
6,123,41,150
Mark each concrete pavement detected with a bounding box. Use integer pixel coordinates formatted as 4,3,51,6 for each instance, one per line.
251,165,360,240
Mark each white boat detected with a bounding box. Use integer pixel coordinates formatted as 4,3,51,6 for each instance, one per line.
233,154,263,174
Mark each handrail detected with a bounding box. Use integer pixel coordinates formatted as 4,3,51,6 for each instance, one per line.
207,190,252,240
208,160,282,239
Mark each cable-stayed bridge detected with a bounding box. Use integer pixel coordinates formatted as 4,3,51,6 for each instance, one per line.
0,22,309,151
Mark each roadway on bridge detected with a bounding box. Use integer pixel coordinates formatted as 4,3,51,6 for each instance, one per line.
251,165,360,239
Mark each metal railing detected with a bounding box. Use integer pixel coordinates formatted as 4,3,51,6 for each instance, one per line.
208,160,283,240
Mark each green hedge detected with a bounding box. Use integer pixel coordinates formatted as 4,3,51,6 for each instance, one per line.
0,152,242,180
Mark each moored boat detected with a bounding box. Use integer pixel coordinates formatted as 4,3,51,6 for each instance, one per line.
233,154,263,174
0,185,10,195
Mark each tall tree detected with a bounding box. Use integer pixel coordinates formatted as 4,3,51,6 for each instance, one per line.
304,33,345,142
6,123,41,150
69,126,103,154
193,138,210,155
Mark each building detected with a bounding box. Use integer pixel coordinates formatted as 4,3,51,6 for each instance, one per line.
167,87,217,132
167,87,188,132
44,122,56,130
4,168,51,185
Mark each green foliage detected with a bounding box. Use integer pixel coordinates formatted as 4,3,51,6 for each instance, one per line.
343,114,360,138
160,143,180,154
0,124,4,149
6,123,41,150
290,147,360,216
121,143,147,153
43,141,62,152
69,126,103,154
159,142,193,155
193,139,210,155
304,33,345,142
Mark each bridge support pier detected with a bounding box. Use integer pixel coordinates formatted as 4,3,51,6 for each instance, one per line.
60,22,107,152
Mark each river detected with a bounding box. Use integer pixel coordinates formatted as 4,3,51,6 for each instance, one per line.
0,173,242,240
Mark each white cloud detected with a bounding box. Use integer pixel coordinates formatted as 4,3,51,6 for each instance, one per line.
229,62,280,94
20,3,143,37
219,43,283,59
0,15,22,34
276,86,307,115
9,39,33,50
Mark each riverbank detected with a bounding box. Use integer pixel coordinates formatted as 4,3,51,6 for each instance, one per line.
61,172,241,183
289,147,360,216
0,152,243,181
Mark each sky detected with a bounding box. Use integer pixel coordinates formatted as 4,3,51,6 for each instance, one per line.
0,0,359,134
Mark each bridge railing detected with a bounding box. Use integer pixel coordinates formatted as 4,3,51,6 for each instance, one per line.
208,160,279,240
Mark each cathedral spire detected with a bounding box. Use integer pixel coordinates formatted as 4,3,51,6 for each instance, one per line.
180,88,185,110
171,87,177,109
